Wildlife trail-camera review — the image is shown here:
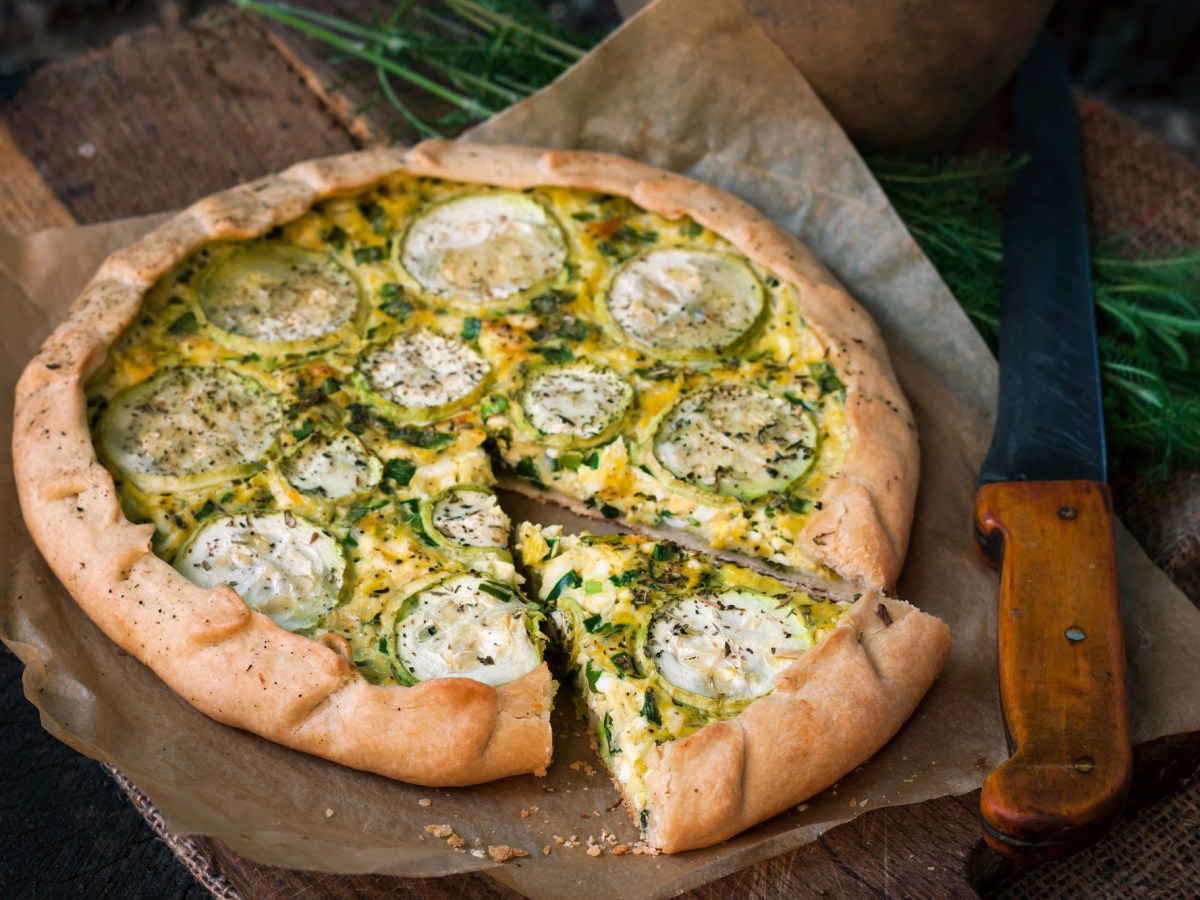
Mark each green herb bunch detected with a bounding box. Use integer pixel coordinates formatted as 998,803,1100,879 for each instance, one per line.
235,0,1200,475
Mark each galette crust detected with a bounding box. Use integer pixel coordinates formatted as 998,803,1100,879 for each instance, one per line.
14,141,919,787
642,595,952,852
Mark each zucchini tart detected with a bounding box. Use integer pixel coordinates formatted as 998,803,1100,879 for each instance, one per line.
14,142,948,848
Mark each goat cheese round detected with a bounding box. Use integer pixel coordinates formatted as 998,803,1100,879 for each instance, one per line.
360,329,490,414
198,244,359,344
174,512,345,632
647,590,810,703
653,384,817,499
430,487,510,548
394,575,540,686
282,431,382,499
518,361,633,443
400,192,567,306
606,249,764,357
99,366,280,492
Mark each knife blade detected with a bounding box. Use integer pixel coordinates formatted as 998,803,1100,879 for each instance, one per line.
974,32,1131,862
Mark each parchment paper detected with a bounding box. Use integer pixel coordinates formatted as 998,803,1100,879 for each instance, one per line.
5,1,1200,896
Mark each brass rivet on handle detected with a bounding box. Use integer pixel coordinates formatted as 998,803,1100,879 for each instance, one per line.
1073,755,1095,774
1065,626,1086,642
1058,505,1078,520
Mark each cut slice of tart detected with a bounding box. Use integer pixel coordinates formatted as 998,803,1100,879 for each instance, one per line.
515,523,952,853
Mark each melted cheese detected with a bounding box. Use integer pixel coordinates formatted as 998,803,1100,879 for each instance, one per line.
174,512,344,632
394,575,539,686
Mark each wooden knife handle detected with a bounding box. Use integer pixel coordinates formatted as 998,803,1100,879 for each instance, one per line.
974,480,1131,862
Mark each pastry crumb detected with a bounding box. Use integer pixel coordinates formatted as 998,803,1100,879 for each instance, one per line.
424,824,453,839
470,849,486,859
519,809,531,818
849,798,857,808
324,808,334,818
611,844,629,856
795,803,810,813
632,842,661,856
447,834,466,850
552,834,565,845
586,845,602,857
543,845,552,856
418,798,432,807
487,845,529,862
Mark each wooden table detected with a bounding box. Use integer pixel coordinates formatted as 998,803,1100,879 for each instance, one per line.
2,7,1199,898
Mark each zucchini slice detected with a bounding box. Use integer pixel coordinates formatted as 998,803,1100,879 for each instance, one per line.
515,361,634,449
604,249,765,360
390,574,542,687
652,384,817,499
174,511,345,633
281,430,382,499
358,329,490,423
636,589,811,714
399,192,567,308
422,485,510,549
197,244,361,353
99,366,280,493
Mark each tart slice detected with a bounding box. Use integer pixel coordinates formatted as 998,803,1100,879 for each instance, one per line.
516,523,952,853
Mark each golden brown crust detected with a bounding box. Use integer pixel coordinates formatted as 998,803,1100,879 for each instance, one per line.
13,141,918,787
642,595,952,852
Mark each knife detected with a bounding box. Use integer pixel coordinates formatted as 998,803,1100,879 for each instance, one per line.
974,32,1131,862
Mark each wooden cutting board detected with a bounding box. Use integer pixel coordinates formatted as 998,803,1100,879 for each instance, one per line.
2,7,1197,898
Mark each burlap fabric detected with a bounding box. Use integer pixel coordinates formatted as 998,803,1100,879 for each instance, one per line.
104,99,1200,898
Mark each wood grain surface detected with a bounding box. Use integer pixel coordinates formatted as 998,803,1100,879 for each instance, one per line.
2,6,1198,899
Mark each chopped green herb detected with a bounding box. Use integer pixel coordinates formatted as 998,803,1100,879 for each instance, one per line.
583,450,601,469
343,531,359,548
546,570,582,603
352,245,386,265
461,317,481,342
194,499,219,521
478,582,513,602
642,688,662,726
321,226,347,250
515,456,546,488
583,580,604,595
600,504,620,519
571,211,596,222
640,809,650,831
610,652,636,676
377,637,388,654
602,711,618,754
383,457,416,487
534,343,574,364
322,377,342,396
219,492,234,504
389,425,454,450
554,450,583,472
166,311,198,336
683,220,704,238
596,241,620,258
651,543,681,561
358,200,387,233
290,419,315,441
480,395,509,417
810,361,845,396
585,660,602,692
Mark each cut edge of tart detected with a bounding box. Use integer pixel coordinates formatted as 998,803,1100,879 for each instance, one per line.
515,523,952,853
13,141,934,826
